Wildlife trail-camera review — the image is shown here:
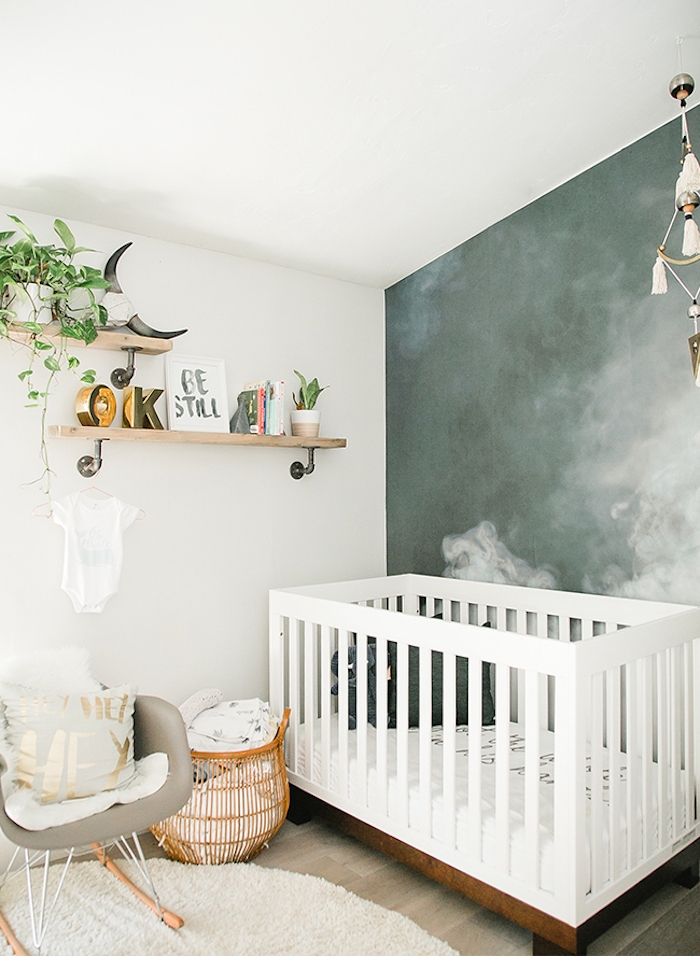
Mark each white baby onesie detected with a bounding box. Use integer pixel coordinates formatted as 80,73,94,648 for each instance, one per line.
52,492,141,613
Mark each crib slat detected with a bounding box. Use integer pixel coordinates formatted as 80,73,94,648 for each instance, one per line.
356,632,368,808
657,650,670,848
419,644,432,838
443,651,457,850
320,625,332,790
608,665,622,882
625,659,639,870
524,668,540,888
397,640,409,828
467,652,483,862
304,622,316,784
590,671,605,893
539,670,548,730
337,632,350,800
641,655,654,858
514,608,526,636
496,606,507,632
375,636,389,818
693,640,700,833
684,641,695,834
495,661,510,873
289,618,301,776
553,668,584,916
670,645,681,840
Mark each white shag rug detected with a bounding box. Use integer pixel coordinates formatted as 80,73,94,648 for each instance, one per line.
0,859,460,956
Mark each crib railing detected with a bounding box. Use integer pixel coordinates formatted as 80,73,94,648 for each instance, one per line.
269,574,700,926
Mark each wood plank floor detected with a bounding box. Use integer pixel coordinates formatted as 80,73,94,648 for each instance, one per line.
143,816,700,955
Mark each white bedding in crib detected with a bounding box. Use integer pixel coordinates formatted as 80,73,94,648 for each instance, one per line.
293,717,639,895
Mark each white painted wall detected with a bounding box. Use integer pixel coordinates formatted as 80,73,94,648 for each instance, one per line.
0,205,386,705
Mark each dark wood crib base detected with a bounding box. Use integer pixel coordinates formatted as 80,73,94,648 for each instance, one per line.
288,785,700,955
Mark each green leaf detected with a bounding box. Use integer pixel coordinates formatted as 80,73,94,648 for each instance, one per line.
27,390,39,400
67,355,80,369
0,230,15,243
52,219,75,252
33,340,53,351
7,215,38,244
80,370,96,384
43,356,60,372
293,370,327,409
21,321,44,334
17,370,32,381
60,324,82,340
81,319,98,345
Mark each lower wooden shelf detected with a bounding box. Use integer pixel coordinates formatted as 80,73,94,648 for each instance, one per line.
47,425,346,448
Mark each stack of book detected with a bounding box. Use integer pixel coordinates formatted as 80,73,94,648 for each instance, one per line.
236,380,285,435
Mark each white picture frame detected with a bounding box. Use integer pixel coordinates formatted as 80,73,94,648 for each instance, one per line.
165,354,230,432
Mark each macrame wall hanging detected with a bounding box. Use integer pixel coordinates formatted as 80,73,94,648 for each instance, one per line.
651,40,700,384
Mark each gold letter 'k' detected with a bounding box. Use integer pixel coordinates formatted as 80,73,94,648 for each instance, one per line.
123,387,164,429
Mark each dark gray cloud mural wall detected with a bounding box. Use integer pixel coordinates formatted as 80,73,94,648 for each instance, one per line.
385,109,700,604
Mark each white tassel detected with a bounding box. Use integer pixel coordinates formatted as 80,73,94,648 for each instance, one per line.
682,215,700,256
676,150,700,199
651,255,668,294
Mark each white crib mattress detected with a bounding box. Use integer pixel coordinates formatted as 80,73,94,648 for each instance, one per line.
293,717,646,896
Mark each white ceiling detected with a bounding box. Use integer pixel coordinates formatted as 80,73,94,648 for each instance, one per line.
2,1,698,288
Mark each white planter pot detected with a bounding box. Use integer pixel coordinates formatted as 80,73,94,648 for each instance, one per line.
290,409,321,438
4,283,53,325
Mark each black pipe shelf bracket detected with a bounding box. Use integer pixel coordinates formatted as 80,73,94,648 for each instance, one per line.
77,438,107,478
110,345,143,389
290,447,316,479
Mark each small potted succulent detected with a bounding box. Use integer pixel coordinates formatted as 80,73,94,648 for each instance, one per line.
291,370,327,437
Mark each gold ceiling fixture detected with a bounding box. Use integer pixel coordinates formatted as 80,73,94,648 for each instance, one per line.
651,39,700,383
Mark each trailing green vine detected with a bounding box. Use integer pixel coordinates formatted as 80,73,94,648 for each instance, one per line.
0,216,110,503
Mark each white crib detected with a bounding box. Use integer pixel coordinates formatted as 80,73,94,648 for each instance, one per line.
269,574,700,954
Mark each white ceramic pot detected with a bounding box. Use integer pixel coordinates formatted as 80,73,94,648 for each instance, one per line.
4,283,53,325
291,408,321,437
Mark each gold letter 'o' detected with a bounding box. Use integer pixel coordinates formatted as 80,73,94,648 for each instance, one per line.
75,385,117,426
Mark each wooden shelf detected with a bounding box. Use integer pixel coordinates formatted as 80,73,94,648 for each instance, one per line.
47,425,346,448
8,325,172,355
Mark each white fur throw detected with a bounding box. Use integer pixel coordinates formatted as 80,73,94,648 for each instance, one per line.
0,646,101,694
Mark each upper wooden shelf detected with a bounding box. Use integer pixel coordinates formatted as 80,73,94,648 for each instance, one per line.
8,325,172,355
47,425,346,448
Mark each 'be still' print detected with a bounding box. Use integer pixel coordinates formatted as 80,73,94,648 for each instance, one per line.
165,355,230,432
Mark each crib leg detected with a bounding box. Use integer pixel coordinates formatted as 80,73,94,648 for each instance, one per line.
532,933,586,955
674,861,699,889
286,784,313,825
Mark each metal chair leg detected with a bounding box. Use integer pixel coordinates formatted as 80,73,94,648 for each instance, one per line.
24,848,73,953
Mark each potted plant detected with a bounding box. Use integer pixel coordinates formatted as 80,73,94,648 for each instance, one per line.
291,370,327,437
0,215,111,500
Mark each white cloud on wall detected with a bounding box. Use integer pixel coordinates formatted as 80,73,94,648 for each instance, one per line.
442,520,557,589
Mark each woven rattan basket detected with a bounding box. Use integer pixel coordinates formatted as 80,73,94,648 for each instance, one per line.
152,708,290,864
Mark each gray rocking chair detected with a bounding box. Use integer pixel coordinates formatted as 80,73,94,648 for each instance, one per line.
0,695,193,956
